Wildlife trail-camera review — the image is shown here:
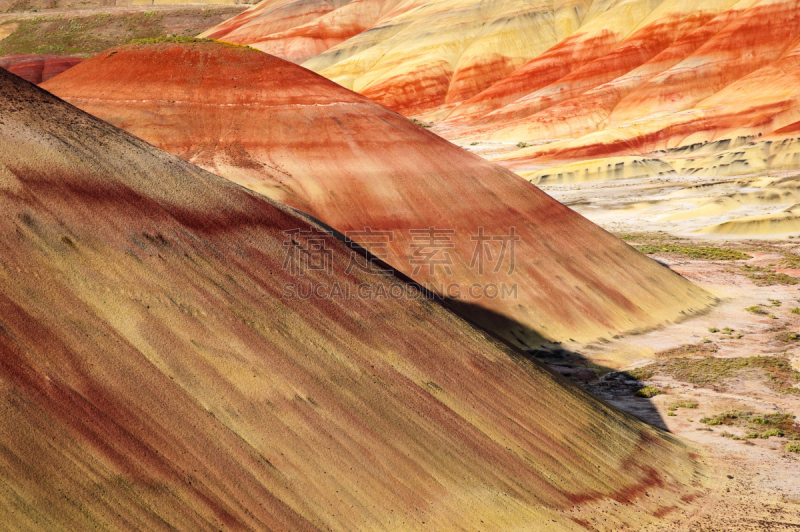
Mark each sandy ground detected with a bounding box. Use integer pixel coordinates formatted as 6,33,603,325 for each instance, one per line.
557,245,800,530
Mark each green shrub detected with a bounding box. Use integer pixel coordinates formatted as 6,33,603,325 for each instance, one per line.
786,441,800,453
760,429,784,438
709,327,719,333
634,386,664,398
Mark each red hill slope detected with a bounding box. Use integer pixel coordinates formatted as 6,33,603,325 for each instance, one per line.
43,41,715,349
0,67,706,530
0,54,83,84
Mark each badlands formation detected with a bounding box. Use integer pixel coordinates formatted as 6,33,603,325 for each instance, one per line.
203,0,800,236
0,0,798,529
43,40,715,349
0,67,708,531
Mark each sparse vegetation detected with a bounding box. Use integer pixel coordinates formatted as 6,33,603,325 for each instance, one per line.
0,7,246,56
787,441,800,453
634,385,663,398
635,243,751,261
722,327,733,335
629,356,800,395
760,428,784,438
741,264,799,285
517,141,528,148
792,307,800,315
667,401,698,412
775,331,800,342
780,253,800,270
410,118,432,128
709,327,719,333
770,299,782,307
126,36,215,45
746,305,768,315
700,411,800,440
655,342,717,358
700,415,723,425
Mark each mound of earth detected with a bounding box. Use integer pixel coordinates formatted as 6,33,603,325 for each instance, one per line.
43,40,715,348
0,66,707,531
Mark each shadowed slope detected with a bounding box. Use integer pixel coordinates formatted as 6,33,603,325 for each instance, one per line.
1,68,706,530
43,41,714,349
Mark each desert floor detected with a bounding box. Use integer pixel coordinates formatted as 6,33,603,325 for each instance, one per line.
542,194,800,529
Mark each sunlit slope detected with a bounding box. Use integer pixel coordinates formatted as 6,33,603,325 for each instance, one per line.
44,41,715,348
452,0,800,188
201,0,414,64
204,0,565,115
202,0,800,158
201,0,800,235
1,67,706,531
317,0,559,115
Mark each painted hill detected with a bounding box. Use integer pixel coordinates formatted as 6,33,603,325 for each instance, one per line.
43,41,715,349
202,0,800,187
201,0,565,114
0,54,82,84
199,0,417,64
487,0,800,179
440,0,800,187
0,66,707,530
